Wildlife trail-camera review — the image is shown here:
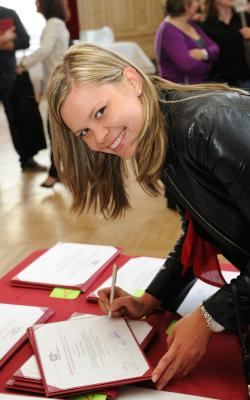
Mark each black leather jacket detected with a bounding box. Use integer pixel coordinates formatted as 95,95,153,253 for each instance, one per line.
146,89,250,334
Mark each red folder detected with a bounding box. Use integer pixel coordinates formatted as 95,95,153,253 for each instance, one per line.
28,317,153,397
11,245,121,292
0,306,54,369
6,378,118,399
0,17,14,32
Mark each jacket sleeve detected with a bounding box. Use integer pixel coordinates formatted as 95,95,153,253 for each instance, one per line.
11,10,29,50
146,213,196,311
22,20,61,69
188,97,250,333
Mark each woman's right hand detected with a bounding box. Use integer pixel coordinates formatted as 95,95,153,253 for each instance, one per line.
188,48,205,60
0,27,16,50
98,286,161,319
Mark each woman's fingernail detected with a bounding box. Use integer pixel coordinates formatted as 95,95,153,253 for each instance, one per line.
152,374,158,382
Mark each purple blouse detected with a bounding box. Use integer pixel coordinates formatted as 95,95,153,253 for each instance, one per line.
154,20,219,84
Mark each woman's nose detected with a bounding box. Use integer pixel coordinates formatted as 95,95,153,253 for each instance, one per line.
94,126,110,145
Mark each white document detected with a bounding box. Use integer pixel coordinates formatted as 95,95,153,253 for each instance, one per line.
70,313,153,346
0,303,45,360
13,242,118,286
177,271,240,316
117,385,220,399
16,355,41,380
0,395,59,399
32,316,150,390
17,314,152,381
91,257,164,298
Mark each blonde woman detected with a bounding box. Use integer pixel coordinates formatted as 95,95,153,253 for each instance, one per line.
47,43,250,391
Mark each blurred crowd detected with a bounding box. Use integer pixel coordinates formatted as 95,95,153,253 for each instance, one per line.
155,0,250,89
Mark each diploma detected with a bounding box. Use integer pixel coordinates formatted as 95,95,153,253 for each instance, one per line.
28,315,152,397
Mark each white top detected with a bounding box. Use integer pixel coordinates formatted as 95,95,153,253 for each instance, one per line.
22,17,69,87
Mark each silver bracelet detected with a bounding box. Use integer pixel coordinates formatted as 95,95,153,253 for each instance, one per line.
200,304,224,333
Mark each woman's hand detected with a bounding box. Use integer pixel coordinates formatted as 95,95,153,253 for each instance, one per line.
98,286,161,318
0,27,16,50
16,64,25,75
189,48,205,60
152,307,212,390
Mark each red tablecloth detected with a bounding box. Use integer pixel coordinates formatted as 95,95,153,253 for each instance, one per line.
0,251,247,400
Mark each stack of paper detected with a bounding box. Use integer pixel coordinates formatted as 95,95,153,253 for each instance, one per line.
11,242,121,292
0,303,53,368
7,313,159,397
25,315,152,397
87,257,165,302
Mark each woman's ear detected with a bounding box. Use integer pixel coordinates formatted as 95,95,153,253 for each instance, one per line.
123,67,142,97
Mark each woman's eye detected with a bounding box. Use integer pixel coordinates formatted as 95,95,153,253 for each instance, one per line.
95,107,106,119
79,128,89,138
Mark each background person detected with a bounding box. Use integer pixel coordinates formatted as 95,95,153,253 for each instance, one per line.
154,0,219,84
0,6,47,172
202,0,250,88
17,0,70,188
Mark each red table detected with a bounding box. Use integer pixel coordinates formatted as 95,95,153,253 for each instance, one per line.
0,251,248,400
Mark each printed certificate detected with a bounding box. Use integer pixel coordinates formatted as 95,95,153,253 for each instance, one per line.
29,316,152,396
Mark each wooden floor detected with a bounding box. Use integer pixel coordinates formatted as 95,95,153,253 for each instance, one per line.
0,101,180,278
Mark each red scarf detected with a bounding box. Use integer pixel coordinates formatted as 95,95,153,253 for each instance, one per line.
181,213,226,288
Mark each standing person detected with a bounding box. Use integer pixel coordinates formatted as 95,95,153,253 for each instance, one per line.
154,0,219,84
17,0,70,188
202,0,250,88
0,6,47,172
47,43,250,392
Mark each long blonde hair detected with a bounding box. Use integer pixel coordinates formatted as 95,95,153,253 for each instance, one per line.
47,42,239,219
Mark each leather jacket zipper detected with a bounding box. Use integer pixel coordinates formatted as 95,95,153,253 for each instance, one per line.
164,170,249,257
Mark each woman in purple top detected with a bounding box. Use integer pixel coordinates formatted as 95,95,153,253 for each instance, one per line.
155,0,219,84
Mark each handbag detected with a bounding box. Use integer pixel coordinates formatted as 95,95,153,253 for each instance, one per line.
231,277,250,398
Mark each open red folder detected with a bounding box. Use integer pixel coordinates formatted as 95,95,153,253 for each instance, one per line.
7,312,160,398
11,242,121,292
0,304,53,369
5,378,118,399
28,316,153,397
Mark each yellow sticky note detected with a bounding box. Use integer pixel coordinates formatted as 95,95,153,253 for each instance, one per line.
50,288,81,300
166,319,178,335
133,289,145,297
